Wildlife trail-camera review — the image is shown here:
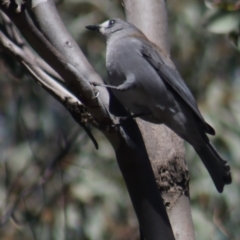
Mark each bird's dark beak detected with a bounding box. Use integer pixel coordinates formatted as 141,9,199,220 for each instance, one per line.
85,25,100,32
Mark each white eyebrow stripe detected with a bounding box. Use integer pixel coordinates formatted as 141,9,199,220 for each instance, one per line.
100,20,110,28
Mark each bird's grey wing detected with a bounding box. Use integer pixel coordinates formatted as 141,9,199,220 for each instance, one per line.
141,41,215,135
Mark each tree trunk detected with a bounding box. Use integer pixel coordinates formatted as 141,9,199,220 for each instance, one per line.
123,1,196,239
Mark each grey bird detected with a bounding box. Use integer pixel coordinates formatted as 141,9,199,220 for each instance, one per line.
86,18,232,192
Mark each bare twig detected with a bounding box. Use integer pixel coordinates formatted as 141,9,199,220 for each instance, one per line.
0,1,111,125
0,10,64,82
0,129,83,226
0,22,98,148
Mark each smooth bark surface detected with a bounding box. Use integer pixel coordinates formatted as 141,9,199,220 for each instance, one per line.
123,0,196,239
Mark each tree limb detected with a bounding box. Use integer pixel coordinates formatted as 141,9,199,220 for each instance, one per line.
0,20,98,149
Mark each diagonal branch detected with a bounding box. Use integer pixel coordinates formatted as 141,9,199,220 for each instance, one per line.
0,0,110,125
0,10,64,83
0,23,98,149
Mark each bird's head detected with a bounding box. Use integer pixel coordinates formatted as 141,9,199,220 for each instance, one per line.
86,18,136,39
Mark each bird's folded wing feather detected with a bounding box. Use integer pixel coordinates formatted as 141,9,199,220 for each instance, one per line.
140,40,215,135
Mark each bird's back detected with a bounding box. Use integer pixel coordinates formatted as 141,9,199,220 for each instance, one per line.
106,36,179,123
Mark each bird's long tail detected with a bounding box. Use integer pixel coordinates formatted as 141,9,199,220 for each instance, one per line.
195,142,232,193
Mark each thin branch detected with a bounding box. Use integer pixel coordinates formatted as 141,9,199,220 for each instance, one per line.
0,24,98,148
0,10,64,82
0,26,71,103
0,1,111,125
0,129,83,226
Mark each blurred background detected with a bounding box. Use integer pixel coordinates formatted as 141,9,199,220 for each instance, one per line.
0,0,239,239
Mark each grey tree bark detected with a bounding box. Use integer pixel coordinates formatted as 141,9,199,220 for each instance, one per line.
123,1,196,239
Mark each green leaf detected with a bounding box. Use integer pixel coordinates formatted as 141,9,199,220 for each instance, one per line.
203,9,240,34
205,0,240,11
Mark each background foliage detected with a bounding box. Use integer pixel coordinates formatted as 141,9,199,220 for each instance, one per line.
0,0,239,239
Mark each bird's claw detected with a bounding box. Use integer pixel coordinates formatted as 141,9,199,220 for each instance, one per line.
91,90,100,99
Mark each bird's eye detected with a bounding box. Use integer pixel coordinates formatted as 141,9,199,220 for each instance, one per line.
109,19,115,27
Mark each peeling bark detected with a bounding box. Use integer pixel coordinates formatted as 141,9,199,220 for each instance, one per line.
123,0,196,239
